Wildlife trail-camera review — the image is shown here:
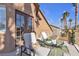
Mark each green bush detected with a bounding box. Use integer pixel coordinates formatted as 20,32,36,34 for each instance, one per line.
69,29,75,45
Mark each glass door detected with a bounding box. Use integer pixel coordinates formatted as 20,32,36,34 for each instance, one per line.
15,10,32,40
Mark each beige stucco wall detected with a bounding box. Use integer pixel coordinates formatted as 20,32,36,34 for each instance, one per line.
0,3,53,53
0,3,32,53
0,3,16,53
14,3,32,15
50,26,61,38
31,4,53,38
35,11,53,38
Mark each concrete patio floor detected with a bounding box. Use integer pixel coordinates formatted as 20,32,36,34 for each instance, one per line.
0,50,16,56
0,42,79,56
64,41,79,56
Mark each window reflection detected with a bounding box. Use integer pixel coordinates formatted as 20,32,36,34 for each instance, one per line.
27,17,32,31
16,14,24,28
15,11,32,40
0,7,6,32
16,14,24,38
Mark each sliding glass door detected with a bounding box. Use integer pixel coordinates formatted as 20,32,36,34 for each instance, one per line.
15,10,32,40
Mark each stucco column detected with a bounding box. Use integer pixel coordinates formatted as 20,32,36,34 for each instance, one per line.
0,4,16,53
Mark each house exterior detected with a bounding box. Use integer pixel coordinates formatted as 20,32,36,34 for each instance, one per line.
0,3,53,53
50,25,61,39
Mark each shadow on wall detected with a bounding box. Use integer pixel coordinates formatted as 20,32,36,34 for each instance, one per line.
0,26,15,53
0,7,16,53
0,32,5,51
0,3,32,53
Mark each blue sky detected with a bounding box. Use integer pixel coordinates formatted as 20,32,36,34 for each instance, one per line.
39,3,79,28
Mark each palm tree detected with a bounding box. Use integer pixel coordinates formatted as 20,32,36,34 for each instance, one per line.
63,11,69,29
72,3,78,30
69,18,72,29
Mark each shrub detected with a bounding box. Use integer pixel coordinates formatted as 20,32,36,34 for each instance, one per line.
69,29,75,45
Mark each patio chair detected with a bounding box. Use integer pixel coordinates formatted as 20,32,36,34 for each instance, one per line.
40,32,64,46
41,32,48,40
41,32,57,45
22,32,50,56
21,33,35,56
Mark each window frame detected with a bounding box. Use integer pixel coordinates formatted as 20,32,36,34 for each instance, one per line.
15,10,33,40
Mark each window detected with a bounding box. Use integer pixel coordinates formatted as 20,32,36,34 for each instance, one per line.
15,10,32,39
27,17,32,31
34,9,41,26
16,14,24,29
16,13,24,37
0,7,6,32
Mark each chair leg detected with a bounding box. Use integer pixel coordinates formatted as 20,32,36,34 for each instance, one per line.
20,46,23,56
33,51,35,56
20,52,22,56
20,46,35,56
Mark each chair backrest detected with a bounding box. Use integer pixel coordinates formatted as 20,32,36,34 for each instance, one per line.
41,32,48,40
31,33,37,44
23,32,37,48
23,33,32,48
52,39,56,45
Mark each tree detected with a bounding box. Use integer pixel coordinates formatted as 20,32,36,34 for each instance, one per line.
72,3,78,30
63,11,69,29
69,18,72,29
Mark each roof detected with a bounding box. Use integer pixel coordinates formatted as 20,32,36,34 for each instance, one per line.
33,3,53,32
38,9,53,32
50,25,61,29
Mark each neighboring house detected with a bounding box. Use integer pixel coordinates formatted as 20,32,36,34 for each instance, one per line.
0,3,53,53
50,25,61,38
50,25,69,41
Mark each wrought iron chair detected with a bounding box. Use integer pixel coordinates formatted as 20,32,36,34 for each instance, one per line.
22,32,50,56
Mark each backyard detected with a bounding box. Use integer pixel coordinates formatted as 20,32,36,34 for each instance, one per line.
0,3,79,56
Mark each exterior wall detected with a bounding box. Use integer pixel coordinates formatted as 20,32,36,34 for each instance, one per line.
31,4,53,38
50,25,69,41
50,25,61,38
14,3,32,15
0,3,53,53
0,3,32,53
